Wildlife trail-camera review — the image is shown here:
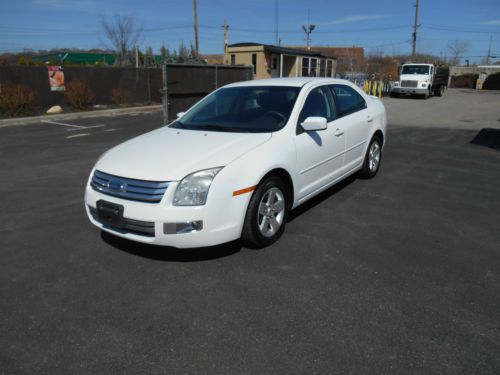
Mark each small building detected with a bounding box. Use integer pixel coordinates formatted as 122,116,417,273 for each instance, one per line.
293,46,366,74
225,43,336,79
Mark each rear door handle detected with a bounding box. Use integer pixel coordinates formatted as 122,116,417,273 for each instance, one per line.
367,116,374,123
334,128,344,136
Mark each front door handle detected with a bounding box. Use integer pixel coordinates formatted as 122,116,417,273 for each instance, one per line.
367,116,374,123
334,128,344,136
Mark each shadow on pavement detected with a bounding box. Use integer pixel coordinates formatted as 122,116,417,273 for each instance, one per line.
288,175,356,222
101,231,242,262
470,128,500,151
101,173,358,260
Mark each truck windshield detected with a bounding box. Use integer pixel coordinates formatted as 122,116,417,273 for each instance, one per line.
402,65,430,75
170,86,301,133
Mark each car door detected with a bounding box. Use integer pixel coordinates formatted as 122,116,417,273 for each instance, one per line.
330,84,370,172
294,85,346,202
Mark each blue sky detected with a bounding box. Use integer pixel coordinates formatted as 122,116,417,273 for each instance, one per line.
1,0,499,62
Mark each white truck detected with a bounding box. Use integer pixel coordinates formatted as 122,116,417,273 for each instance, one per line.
391,63,450,99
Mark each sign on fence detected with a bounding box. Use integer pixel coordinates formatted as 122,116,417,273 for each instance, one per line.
48,66,65,91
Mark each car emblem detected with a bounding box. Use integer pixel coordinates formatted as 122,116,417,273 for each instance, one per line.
108,180,125,192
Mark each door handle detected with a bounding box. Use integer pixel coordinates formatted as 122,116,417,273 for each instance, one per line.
334,128,344,136
367,116,374,123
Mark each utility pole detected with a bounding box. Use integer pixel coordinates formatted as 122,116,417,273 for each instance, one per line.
302,10,315,51
274,0,279,45
487,35,493,65
222,19,229,54
412,0,420,59
193,0,199,58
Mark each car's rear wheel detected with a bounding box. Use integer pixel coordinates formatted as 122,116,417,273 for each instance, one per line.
241,176,288,248
359,135,382,179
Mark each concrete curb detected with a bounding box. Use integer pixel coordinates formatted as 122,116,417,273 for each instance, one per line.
0,105,163,128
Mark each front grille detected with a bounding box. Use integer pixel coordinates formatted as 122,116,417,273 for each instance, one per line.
89,206,155,237
401,80,418,88
91,170,169,203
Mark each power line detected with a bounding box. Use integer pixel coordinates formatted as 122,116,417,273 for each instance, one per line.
423,24,500,34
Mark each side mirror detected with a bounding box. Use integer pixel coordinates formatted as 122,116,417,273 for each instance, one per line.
176,112,185,118
301,116,327,131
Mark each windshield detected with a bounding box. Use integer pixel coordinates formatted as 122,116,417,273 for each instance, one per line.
402,65,430,75
170,86,301,133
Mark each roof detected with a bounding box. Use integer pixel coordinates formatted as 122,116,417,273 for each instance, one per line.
227,43,336,59
224,77,346,88
292,46,363,58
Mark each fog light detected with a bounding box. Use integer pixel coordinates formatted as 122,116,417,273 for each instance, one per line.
163,221,203,234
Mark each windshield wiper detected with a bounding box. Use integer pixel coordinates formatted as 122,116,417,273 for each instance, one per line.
196,124,241,132
170,120,186,129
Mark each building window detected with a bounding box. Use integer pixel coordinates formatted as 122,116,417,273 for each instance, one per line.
230,54,236,65
310,59,318,77
302,57,310,76
326,60,333,77
252,53,257,74
273,57,278,70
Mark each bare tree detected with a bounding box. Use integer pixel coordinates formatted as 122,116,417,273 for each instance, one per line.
101,15,143,66
447,40,469,66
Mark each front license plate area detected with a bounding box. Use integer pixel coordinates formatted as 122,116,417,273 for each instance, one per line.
97,200,124,227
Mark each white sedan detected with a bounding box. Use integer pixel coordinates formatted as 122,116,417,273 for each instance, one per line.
85,78,386,248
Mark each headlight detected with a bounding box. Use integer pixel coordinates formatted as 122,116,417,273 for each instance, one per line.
173,167,222,206
421,83,427,87
394,82,400,86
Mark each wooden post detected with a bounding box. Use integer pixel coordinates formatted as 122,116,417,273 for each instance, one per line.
194,0,199,58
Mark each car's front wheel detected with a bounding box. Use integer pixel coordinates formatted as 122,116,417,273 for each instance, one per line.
241,176,288,248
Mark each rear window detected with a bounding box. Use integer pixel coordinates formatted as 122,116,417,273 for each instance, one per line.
330,85,366,117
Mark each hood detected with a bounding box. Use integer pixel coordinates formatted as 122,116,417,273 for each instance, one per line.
400,74,430,83
95,127,271,181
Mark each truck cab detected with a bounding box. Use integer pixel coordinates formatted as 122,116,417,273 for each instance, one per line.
392,63,448,99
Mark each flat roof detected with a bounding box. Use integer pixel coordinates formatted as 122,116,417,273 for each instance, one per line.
227,43,336,59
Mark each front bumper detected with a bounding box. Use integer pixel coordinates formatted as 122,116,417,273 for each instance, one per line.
391,87,428,95
84,180,249,248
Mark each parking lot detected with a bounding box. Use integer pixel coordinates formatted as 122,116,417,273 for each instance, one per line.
1,89,499,374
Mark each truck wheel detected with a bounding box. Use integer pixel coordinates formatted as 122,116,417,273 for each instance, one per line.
438,86,445,96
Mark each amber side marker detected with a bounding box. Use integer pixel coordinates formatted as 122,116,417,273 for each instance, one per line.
232,186,256,196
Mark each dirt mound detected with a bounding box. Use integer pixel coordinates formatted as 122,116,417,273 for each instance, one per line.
483,73,500,90
449,74,478,89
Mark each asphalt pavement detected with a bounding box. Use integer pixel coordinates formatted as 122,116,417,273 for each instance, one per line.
1,90,499,374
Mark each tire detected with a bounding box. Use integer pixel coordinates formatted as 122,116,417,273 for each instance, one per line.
241,176,289,248
435,85,443,97
359,135,382,179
